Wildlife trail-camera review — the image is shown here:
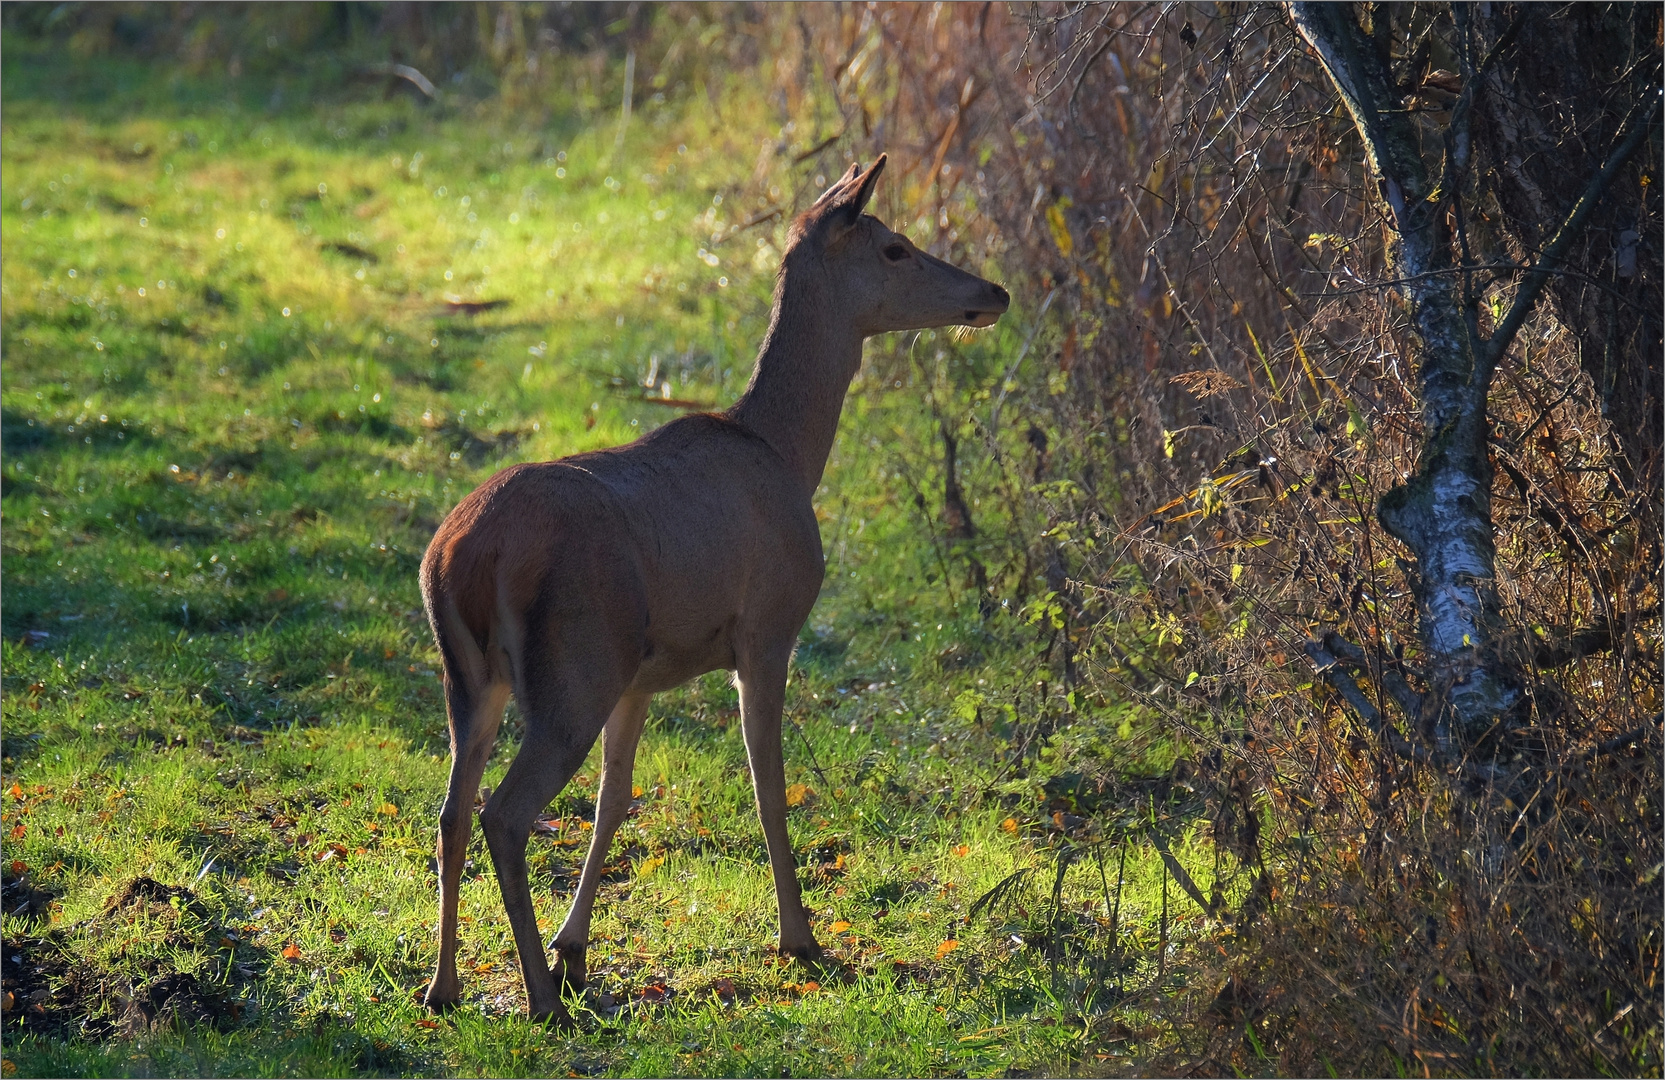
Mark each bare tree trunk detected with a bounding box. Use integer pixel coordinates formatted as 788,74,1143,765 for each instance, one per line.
1287,3,1518,744
1286,3,1658,746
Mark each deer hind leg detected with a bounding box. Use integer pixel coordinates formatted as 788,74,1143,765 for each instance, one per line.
737,650,823,963
425,676,510,1012
479,665,625,1021
549,690,650,992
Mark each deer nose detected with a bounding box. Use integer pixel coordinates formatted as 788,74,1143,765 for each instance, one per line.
990,283,1011,309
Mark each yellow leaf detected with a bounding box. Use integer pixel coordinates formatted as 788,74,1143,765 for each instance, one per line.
632,785,643,798
952,844,970,857
282,942,302,961
1045,197,1075,258
637,856,664,876
474,961,495,973
1001,817,1019,834
936,939,960,959
378,803,398,816
784,783,811,808
829,920,852,934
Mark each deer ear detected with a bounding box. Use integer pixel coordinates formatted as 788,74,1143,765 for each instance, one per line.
812,162,863,208
846,154,886,218
820,155,887,235
798,156,888,245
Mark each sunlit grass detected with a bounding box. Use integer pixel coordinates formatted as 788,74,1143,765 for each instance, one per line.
1,42,1225,1079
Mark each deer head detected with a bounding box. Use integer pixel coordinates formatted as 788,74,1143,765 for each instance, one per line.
786,155,1010,336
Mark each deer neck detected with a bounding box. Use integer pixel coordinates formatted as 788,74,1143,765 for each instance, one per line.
728,267,863,494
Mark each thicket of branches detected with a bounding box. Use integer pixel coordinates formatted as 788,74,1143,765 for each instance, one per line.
789,3,1661,1074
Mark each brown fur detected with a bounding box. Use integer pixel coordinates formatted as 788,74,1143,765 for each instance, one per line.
419,157,1009,1021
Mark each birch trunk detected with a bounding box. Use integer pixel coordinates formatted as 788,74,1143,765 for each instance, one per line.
1286,3,1658,745
1286,3,1520,743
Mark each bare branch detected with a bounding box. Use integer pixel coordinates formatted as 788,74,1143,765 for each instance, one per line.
1303,638,1437,766
1533,624,1619,670
1318,631,1424,721
1480,90,1663,378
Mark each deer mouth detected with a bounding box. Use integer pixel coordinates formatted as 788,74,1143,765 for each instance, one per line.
963,309,1002,328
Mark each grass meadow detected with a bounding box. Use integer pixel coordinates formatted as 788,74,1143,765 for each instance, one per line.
1,43,1222,1077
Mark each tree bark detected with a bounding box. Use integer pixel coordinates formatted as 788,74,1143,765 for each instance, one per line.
1286,3,1659,746
1287,3,1520,744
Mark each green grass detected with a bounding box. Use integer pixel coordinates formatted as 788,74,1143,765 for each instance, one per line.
1,45,1227,1078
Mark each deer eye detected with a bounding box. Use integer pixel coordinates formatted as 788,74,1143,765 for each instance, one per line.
882,243,910,262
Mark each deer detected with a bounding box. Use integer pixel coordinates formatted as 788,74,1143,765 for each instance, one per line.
418,156,1009,1023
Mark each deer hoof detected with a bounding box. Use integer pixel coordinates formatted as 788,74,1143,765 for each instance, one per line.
530,1002,578,1030
780,941,826,966
422,986,460,1014
551,945,587,992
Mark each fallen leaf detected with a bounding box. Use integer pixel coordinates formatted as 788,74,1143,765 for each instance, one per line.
829,920,852,933
282,942,303,961
801,980,820,993
952,844,970,857
785,783,812,808
637,856,664,876
632,784,643,798
7,824,24,841
6,784,21,800
473,961,495,973
415,1018,439,1029
936,939,960,959
1001,817,1019,834
378,803,398,816
10,861,25,877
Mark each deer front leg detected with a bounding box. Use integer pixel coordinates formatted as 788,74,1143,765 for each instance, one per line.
736,654,822,962
549,691,651,992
